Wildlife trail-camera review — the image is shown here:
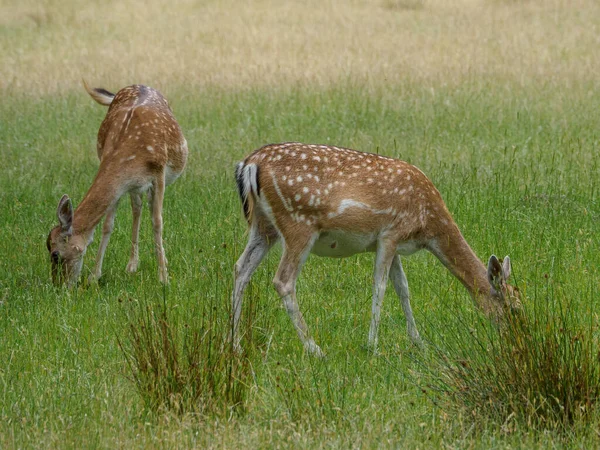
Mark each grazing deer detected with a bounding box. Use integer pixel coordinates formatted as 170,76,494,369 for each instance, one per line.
232,143,520,355
46,81,188,286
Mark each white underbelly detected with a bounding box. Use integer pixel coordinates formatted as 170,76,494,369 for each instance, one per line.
130,181,153,195
310,230,425,258
165,165,182,185
126,165,182,196
311,230,378,258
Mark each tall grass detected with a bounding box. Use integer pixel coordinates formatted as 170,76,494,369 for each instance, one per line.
421,290,600,432
117,290,257,418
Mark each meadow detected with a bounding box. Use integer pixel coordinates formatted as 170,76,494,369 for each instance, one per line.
1,0,599,448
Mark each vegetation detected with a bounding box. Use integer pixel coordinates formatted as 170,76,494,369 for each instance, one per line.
1,0,599,447
421,295,600,433
118,292,253,417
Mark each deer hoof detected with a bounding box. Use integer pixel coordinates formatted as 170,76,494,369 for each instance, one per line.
126,260,138,273
88,273,100,284
158,269,169,284
306,341,325,358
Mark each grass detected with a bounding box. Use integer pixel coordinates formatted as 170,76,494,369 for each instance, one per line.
0,82,598,448
1,0,600,447
117,291,253,418
3,0,600,94
420,293,600,433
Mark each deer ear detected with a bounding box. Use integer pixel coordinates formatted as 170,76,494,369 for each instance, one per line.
487,254,504,292
502,255,512,280
57,195,73,235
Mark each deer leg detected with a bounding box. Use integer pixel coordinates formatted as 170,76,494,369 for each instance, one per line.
273,232,322,356
231,223,277,352
148,174,168,283
368,238,396,352
390,255,422,346
90,202,118,282
126,193,143,273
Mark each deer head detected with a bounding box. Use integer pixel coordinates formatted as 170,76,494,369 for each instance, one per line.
46,195,86,286
487,254,521,314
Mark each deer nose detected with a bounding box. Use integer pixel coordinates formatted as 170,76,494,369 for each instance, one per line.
51,250,60,263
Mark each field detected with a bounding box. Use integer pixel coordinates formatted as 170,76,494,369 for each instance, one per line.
1,0,600,447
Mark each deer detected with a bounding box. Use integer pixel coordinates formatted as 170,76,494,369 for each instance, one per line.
46,81,188,286
231,143,520,356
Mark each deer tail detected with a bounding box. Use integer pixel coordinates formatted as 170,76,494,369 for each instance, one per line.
82,79,115,106
235,161,260,226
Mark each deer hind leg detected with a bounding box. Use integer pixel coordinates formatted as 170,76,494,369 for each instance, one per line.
126,193,143,273
90,201,118,282
273,230,322,356
231,220,278,352
390,255,422,346
368,238,397,352
148,174,168,283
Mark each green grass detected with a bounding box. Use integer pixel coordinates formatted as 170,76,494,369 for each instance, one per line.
420,291,600,433
0,81,599,448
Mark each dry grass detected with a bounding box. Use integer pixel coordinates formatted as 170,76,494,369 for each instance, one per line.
2,0,600,95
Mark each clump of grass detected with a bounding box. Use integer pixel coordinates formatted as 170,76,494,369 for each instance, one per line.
117,296,254,418
421,296,600,432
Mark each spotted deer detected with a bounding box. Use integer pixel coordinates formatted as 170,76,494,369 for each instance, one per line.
232,143,520,355
46,81,188,286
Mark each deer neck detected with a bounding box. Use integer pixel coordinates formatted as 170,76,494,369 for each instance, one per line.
431,224,493,312
72,168,123,242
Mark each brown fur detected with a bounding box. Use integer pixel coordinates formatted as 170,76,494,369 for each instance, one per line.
232,143,520,353
46,82,188,285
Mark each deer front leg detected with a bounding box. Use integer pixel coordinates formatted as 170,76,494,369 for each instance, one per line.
126,193,143,273
368,238,396,352
148,175,168,283
89,202,118,282
273,232,323,356
390,255,422,347
231,224,275,352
